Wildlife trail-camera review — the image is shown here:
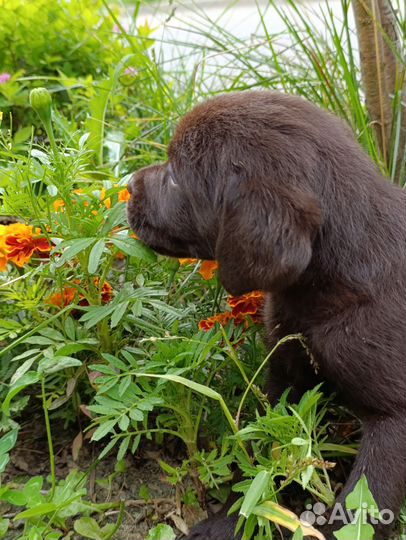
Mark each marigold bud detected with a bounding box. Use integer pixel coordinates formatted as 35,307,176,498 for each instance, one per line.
29,87,52,123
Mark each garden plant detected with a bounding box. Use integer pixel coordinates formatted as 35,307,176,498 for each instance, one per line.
0,1,405,539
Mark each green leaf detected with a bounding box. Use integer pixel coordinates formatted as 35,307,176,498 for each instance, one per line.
318,443,358,455
23,477,44,507
54,238,95,267
10,356,40,385
111,237,156,262
56,343,93,356
292,526,304,539
0,456,9,475
23,336,55,345
79,305,115,328
2,372,39,416
2,489,26,506
12,349,41,362
146,524,176,540
14,502,57,519
345,475,378,512
117,435,130,461
98,437,119,460
240,470,269,518
134,372,221,401
14,126,32,145
118,375,131,396
0,518,10,539
301,464,314,489
38,328,65,341
64,317,76,341
74,517,104,540
88,239,106,274
334,522,375,540
334,475,380,540
101,353,127,371
291,437,308,446
101,203,127,235
0,429,19,456
118,414,130,432
38,356,82,375
92,419,118,441
129,408,144,422
88,364,116,375
111,301,129,328
0,428,18,473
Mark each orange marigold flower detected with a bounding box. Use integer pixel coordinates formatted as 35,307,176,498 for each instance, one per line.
2,223,51,268
0,225,8,271
47,287,77,308
199,260,219,280
0,251,7,271
199,311,233,331
118,188,131,202
178,259,218,279
95,278,114,303
53,199,65,212
227,291,265,320
47,279,113,308
178,258,198,266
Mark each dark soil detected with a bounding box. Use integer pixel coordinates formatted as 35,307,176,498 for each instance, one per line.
3,414,206,539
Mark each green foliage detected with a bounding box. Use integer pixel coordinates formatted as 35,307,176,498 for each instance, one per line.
0,0,124,78
334,476,379,540
0,470,116,540
146,524,176,540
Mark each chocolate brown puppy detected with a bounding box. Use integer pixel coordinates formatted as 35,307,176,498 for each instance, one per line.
127,91,406,539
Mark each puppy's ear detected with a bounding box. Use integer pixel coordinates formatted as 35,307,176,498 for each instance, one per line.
215,177,323,295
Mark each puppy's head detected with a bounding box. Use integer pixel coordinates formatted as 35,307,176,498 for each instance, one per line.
127,92,324,295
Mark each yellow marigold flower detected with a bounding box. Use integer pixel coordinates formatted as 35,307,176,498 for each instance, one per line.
100,188,111,209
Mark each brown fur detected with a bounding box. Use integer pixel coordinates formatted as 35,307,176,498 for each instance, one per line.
127,91,406,539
